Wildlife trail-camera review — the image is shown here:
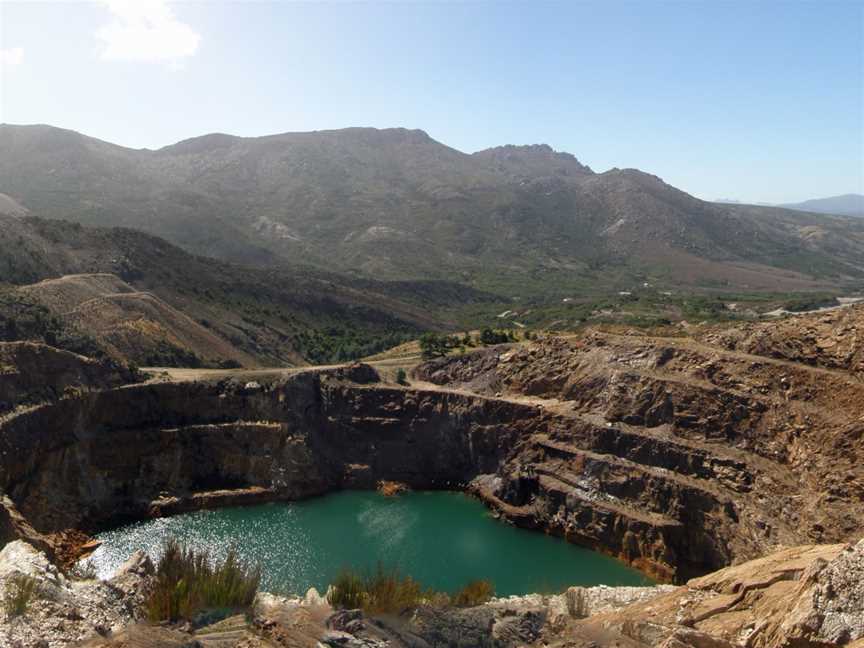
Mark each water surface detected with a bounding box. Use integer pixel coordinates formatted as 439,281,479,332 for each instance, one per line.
88,490,650,595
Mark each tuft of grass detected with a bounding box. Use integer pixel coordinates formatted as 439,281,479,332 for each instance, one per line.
328,564,429,614
453,579,494,607
328,569,366,610
3,574,39,619
328,565,495,614
146,539,261,623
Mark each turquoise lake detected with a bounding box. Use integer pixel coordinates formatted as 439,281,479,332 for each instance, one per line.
87,490,650,596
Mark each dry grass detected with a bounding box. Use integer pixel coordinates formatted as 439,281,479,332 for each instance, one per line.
3,574,39,619
327,565,494,614
146,539,261,623
453,579,494,606
328,565,427,614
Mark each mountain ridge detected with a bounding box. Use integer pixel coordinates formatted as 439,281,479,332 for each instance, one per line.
780,193,864,217
2,123,863,297
715,193,864,218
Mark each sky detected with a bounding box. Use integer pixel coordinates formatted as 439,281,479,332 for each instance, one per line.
0,0,862,204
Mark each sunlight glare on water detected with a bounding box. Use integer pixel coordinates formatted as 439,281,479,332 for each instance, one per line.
87,491,651,595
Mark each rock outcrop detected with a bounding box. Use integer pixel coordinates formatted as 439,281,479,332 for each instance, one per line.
415,308,864,581
0,342,133,413
0,540,153,647
2,309,864,585
552,539,864,647
0,365,545,559
1,307,863,645
3,538,859,648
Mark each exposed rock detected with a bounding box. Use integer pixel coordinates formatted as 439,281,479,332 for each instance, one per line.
487,584,675,628
423,308,864,579
555,539,864,647
2,307,864,645
701,305,864,375
0,495,55,559
0,342,133,413
0,541,151,648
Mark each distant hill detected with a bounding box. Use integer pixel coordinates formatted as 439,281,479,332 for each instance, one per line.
2,124,863,297
18,274,255,368
716,194,864,218
779,194,864,218
0,215,492,366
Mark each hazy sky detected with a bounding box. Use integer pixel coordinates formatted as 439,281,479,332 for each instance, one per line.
1,0,862,203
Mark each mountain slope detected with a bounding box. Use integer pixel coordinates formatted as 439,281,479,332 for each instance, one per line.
0,215,492,366
2,124,863,296
780,193,864,218
17,274,255,367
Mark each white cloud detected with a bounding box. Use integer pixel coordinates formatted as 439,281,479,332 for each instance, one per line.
0,48,24,66
96,0,200,66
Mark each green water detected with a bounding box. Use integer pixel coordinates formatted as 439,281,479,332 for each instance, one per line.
88,491,650,595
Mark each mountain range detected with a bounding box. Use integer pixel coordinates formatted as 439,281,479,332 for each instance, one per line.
780,194,864,218
2,124,863,299
716,194,864,218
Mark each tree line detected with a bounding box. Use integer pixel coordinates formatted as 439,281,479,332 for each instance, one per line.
419,328,530,359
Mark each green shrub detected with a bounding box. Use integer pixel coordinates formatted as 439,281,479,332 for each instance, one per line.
479,328,512,346
419,332,449,359
328,564,428,614
328,566,495,614
146,539,261,623
395,368,408,385
3,574,38,618
453,579,494,607
328,568,368,610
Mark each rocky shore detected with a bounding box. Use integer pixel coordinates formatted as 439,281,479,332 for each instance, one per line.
1,536,861,647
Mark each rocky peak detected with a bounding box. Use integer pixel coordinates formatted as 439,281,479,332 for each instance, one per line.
473,143,594,177
155,132,240,156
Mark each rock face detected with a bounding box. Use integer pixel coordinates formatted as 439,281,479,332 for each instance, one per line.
415,308,864,582
2,309,864,586
700,305,864,374
0,342,133,413
0,366,544,552
0,306,863,645
0,540,153,648
554,539,864,648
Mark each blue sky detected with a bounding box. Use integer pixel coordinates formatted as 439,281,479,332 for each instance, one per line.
1,0,861,203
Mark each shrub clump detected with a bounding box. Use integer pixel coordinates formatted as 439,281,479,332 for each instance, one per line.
453,579,494,607
328,564,429,614
146,539,261,623
3,574,39,619
328,565,494,614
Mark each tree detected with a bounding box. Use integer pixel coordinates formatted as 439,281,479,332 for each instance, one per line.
419,333,448,359
396,368,408,385
479,328,510,346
